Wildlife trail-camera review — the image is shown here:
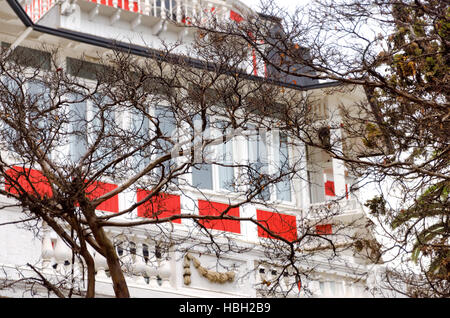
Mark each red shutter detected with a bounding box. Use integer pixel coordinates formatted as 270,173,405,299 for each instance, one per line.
256,210,297,242
316,224,333,235
252,48,258,76
137,189,181,223
5,166,53,198
230,10,244,23
198,200,241,233
86,181,119,213
325,180,335,196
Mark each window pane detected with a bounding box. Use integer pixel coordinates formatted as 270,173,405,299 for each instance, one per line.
69,94,87,162
192,164,213,190
217,121,234,191
1,42,51,70
248,125,270,200
191,114,213,190
0,76,21,149
130,109,150,170
154,106,177,181
276,133,291,201
27,81,51,130
91,96,116,169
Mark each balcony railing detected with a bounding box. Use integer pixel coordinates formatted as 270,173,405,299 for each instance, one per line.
40,223,174,290
308,199,361,219
20,0,249,25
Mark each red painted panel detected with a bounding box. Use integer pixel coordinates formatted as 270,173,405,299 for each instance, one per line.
88,0,139,12
5,166,53,198
230,10,244,23
198,200,240,233
325,180,335,196
345,184,349,199
256,210,297,242
181,17,192,25
137,189,181,223
86,181,119,213
316,224,333,235
252,49,258,76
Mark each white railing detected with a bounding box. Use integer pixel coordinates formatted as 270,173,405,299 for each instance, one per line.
256,263,302,297
40,224,173,291
36,222,373,297
308,199,361,218
19,0,248,24
20,0,57,23
85,0,243,24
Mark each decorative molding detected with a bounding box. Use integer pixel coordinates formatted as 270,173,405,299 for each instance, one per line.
88,5,99,22
110,9,121,26
183,253,235,285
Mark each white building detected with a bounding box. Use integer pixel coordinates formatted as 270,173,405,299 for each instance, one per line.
0,0,385,298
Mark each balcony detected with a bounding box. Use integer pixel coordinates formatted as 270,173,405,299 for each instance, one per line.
20,0,252,28
308,199,362,218
23,221,370,297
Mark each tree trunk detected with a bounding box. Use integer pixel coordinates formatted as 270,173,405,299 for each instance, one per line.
84,207,130,298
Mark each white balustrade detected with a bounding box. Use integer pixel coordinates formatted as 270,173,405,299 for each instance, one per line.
53,235,73,273
158,258,172,288
94,250,108,279
309,198,360,219
23,0,57,23
130,237,147,284
146,258,159,287
40,222,54,270
256,263,301,297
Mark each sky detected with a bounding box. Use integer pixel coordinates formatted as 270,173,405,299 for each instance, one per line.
244,0,310,10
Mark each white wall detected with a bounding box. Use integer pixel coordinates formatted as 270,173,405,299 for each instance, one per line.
0,201,42,266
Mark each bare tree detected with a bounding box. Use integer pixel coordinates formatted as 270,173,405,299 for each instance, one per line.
198,0,448,297
0,20,374,298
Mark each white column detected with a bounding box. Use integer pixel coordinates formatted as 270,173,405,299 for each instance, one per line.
94,250,108,279
241,205,257,241
295,142,310,211
41,222,54,270
331,127,346,199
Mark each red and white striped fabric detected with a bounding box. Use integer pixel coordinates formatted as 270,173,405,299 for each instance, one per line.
24,0,56,23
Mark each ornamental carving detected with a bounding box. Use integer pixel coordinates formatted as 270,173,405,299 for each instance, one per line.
183,253,235,285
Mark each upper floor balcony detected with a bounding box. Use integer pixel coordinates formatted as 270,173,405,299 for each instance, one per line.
21,0,252,25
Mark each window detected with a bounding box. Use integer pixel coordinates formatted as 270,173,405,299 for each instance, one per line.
66,57,110,81
67,94,116,167
153,105,178,181
130,107,150,171
68,94,88,162
1,42,51,70
1,79,52,151
217,121,234,191
91,95,116,166
0,75,21,150
191,114,213,190
275,132,291,202
191,117,236,192
247,125,270,200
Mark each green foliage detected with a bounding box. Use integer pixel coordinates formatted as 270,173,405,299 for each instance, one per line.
391,181,450,281
365,195,388,216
